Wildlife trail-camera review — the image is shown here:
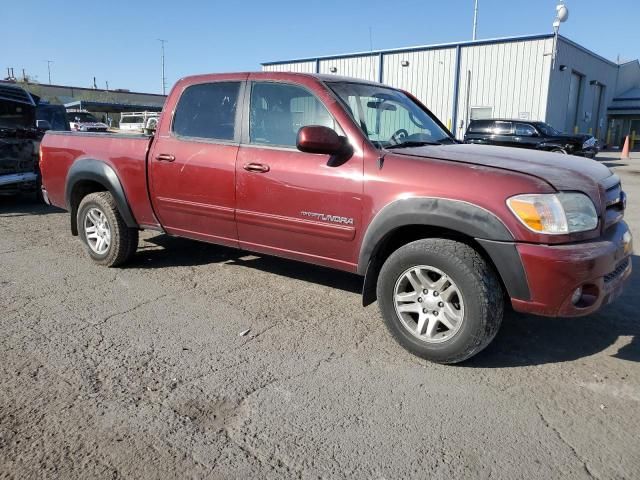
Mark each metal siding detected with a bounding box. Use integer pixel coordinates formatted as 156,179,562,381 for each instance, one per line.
318,55,380,82
381,48,457,126
261,61,316,73
455,38,552,138
615,62,640,96
546,38,618,138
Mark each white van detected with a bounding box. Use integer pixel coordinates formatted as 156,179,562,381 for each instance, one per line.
119,112,159,133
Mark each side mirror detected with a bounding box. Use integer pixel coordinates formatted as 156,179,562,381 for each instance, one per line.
297,125,347,155
36,119,52,131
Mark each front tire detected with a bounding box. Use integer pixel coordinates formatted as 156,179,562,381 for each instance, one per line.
77,192,138,267
377,238,503,364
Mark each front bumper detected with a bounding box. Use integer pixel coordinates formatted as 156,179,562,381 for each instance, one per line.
511,221,633,317
573,147,598,159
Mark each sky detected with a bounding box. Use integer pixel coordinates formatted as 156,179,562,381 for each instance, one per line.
4,0,639,94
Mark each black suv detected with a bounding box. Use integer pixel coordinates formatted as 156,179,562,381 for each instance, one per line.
464,119,598,158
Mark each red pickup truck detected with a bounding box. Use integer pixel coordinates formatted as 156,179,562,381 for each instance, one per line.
40,72,633,363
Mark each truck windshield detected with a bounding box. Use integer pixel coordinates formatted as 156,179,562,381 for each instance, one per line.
328,82,451,148
535,122,562,136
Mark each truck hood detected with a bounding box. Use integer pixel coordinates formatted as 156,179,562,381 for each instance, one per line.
390,143,613,202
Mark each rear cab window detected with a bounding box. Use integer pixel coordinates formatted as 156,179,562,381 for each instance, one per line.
172,82,241,141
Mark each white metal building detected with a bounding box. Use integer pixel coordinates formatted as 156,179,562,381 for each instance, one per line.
262,34,640,144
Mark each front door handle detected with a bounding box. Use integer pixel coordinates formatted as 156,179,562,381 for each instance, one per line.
243,163,270,173
156,153,175,162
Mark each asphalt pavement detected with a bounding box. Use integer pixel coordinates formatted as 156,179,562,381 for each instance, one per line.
1,151,639,479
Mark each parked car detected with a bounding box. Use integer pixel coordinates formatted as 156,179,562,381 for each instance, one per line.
0,83,44,197
464,119,599,158
36,102,71,132
40,72,632,364
119,111,159,134
66,110,108,132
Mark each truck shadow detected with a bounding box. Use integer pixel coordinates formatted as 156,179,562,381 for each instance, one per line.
0,194,64,217
465,254,640,368
131,233,363,295
135,234,638,367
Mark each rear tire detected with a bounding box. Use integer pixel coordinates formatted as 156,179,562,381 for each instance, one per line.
377,238,503,364
77,192,138,267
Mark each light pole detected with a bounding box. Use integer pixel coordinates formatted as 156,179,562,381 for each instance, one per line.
552,1,569,69
46,60,53,84
158,39,167,95
472,0,479,41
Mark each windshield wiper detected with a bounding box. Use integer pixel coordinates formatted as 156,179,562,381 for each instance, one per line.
435,136,458,144
385,140,441,149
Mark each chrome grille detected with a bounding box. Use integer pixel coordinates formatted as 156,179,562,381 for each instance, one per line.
605,183,622,207
601,176,625,230
0,84,35,106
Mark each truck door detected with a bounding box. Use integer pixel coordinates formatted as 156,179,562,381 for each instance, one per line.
235,80,363,272
148,79,245,247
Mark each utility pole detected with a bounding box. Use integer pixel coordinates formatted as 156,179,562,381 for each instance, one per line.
472,0,479,40
158,39,167,95
46,60,53,84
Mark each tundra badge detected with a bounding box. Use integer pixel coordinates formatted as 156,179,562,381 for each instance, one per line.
301,211,354,225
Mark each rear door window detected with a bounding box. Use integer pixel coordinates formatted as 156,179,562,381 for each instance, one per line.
515,123,537,136
492,121,513,135
173,82,240,141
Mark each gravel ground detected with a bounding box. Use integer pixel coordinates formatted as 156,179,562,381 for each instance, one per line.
1,152,639,479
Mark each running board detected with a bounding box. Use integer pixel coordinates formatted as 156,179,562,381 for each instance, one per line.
0,172,38,187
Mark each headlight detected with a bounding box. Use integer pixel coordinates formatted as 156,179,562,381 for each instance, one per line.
507,193,598,234
583,137,596,149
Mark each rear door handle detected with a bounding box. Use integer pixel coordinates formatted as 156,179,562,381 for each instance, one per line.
156,153,175,162
243,163,270,173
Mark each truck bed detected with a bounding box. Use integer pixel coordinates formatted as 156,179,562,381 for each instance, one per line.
40,131,159,228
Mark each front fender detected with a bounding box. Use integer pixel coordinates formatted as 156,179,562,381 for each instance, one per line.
359,197,531,305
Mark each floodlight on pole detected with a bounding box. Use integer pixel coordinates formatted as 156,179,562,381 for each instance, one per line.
552,1,569,69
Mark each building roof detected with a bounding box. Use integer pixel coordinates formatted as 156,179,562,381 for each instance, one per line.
0,80,166,98
608,87,640,115
613,87,640,101
262,33,620,68
64,100,164,113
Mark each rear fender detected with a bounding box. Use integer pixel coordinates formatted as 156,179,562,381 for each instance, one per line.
65,159,138,234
